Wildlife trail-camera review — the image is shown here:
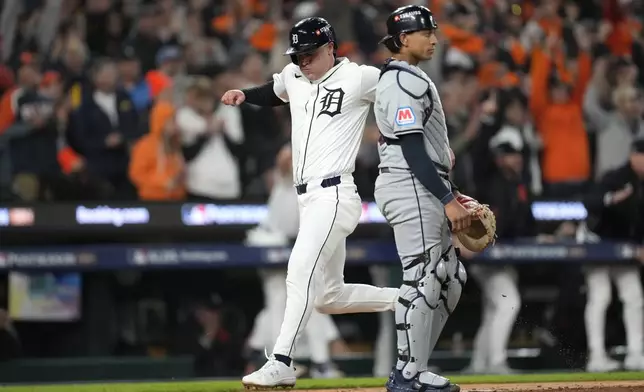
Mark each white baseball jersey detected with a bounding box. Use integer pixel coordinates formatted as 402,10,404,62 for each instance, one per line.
272,58,381,186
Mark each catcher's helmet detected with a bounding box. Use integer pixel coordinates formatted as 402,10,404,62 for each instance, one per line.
284,17,336,64
380,5,438,49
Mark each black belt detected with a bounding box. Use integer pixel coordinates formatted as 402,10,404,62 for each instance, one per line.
295,176,341,195
380,167,449,180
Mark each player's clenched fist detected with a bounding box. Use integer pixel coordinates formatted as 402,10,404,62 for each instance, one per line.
221,89,245,106
444,198,472,233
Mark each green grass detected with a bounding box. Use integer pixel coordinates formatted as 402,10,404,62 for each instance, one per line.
2,372,644,392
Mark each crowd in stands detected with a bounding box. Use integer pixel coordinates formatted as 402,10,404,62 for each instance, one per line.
0,0,642,205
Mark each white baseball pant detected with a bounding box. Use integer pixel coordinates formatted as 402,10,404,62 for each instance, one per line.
249,268,340,363
469,265,521,370
369,265,395,377
584,266,644,361
272,175,398,359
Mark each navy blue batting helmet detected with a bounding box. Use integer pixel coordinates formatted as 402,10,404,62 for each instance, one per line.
285,17,336,64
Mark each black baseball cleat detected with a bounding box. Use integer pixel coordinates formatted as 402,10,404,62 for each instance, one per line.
385,369,457,392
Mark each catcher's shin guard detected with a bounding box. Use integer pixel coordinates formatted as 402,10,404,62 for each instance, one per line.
428,245,467,353
396,245,446,379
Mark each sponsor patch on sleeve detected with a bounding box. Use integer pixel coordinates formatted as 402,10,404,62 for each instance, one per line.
395,107,416,126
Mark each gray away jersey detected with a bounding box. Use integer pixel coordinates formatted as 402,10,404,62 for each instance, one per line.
374,59,451,172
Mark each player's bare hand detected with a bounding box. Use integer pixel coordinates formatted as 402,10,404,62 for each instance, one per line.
445,198,472,233
221,89,245,106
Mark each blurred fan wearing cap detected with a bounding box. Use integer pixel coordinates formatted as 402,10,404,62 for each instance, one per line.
581,134,644,372
489,127,527,185
145,45,183,100
117,47,152,113
0,62,64,202
187,294,244,377
464,126,536,375
0,62,41,134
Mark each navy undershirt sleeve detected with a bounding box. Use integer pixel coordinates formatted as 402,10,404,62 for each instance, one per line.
241,81,287,107
399,132,455,205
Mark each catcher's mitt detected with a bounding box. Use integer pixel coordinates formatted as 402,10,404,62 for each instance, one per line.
455,194,497,252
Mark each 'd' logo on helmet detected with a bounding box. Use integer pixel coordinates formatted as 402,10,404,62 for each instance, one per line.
292,34,299,44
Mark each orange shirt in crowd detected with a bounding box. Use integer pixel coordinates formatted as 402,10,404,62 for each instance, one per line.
506,37,528,68
478,62,521,89
57,146,83,174
212,14,275,53
606,18,642,56
0,86,19,134
529,48,592,184
129,101,186,200
145,70,173,99
440,24,485,55
538,16,563,38
603,0,642,56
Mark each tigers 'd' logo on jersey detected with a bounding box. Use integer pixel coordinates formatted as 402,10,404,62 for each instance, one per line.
317,87,345,118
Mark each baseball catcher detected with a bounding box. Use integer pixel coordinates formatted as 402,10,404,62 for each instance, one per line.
373,5,495,392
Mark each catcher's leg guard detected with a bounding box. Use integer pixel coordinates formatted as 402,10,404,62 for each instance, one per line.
428,245,467,354
395,244,447,379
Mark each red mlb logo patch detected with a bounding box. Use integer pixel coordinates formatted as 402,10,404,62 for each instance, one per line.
395,107,416,126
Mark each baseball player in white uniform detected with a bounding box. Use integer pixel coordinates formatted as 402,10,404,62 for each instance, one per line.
373,6,472,392
221,17,399,388
578,151,644,373
245,144,344,378
464,129,525,375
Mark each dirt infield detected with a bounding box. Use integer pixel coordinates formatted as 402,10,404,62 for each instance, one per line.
457,380,644,391
306,381,644,392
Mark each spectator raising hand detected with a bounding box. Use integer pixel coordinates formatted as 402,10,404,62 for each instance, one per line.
129,101,186,201
529,28,592,199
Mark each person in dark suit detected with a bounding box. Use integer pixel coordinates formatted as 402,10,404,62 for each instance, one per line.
66,59,140,199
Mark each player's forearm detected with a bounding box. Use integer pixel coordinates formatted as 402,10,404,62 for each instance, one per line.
241,81,288,107
449,179,460,194
399,133,454,205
